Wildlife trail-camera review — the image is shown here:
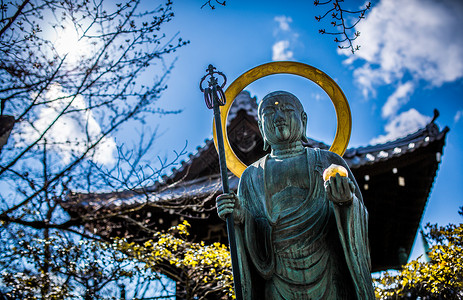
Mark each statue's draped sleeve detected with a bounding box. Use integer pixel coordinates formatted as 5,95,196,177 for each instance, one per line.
320,150,376,299
235,157,273,298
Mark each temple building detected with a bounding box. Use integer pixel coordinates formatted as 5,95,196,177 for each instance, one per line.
63,91,449,273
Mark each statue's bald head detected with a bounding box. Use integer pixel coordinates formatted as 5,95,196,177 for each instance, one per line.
257,91,308,149
258,91,304,119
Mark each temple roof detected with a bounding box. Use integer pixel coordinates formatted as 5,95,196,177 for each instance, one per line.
63,91,449,272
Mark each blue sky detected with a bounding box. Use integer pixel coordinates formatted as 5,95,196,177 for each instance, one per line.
131,0,463,258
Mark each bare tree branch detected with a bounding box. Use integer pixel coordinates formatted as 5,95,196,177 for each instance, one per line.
0,0,30,36
0,1,190,298
315,0,371,53
201,0,226,10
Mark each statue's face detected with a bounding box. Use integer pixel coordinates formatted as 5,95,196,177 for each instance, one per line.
258,94,306,146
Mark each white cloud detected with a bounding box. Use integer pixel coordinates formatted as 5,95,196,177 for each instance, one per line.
272,40,294,61
455,110,463,123
382,81,414,118
343,0,463,96
312,93,323,101
370,109,431,144
341,0,461,145
18,84,116,166
274,16,292,31
272,15,298,61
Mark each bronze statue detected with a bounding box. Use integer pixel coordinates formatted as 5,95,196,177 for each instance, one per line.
217,91,375,299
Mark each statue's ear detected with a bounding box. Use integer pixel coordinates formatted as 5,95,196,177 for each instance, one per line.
258,120,269,151
301,112,309,143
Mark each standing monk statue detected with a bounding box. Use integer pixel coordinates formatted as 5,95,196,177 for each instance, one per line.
217,91,375,299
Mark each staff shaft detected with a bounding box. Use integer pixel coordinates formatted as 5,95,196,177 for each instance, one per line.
212,92,244,300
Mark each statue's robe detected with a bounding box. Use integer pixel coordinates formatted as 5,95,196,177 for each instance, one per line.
234,148,375,299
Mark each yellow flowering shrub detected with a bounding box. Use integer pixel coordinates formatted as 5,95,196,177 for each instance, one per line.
374,223,463,299
116,221,234,300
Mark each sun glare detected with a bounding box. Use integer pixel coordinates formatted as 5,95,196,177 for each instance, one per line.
53,22,89,63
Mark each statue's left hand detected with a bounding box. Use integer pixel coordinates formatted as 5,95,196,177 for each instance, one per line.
324,173,355,205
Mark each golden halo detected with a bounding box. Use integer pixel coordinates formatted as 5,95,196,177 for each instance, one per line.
213,61,352,178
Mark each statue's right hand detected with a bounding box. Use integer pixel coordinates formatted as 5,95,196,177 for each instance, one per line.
216,192,244,223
